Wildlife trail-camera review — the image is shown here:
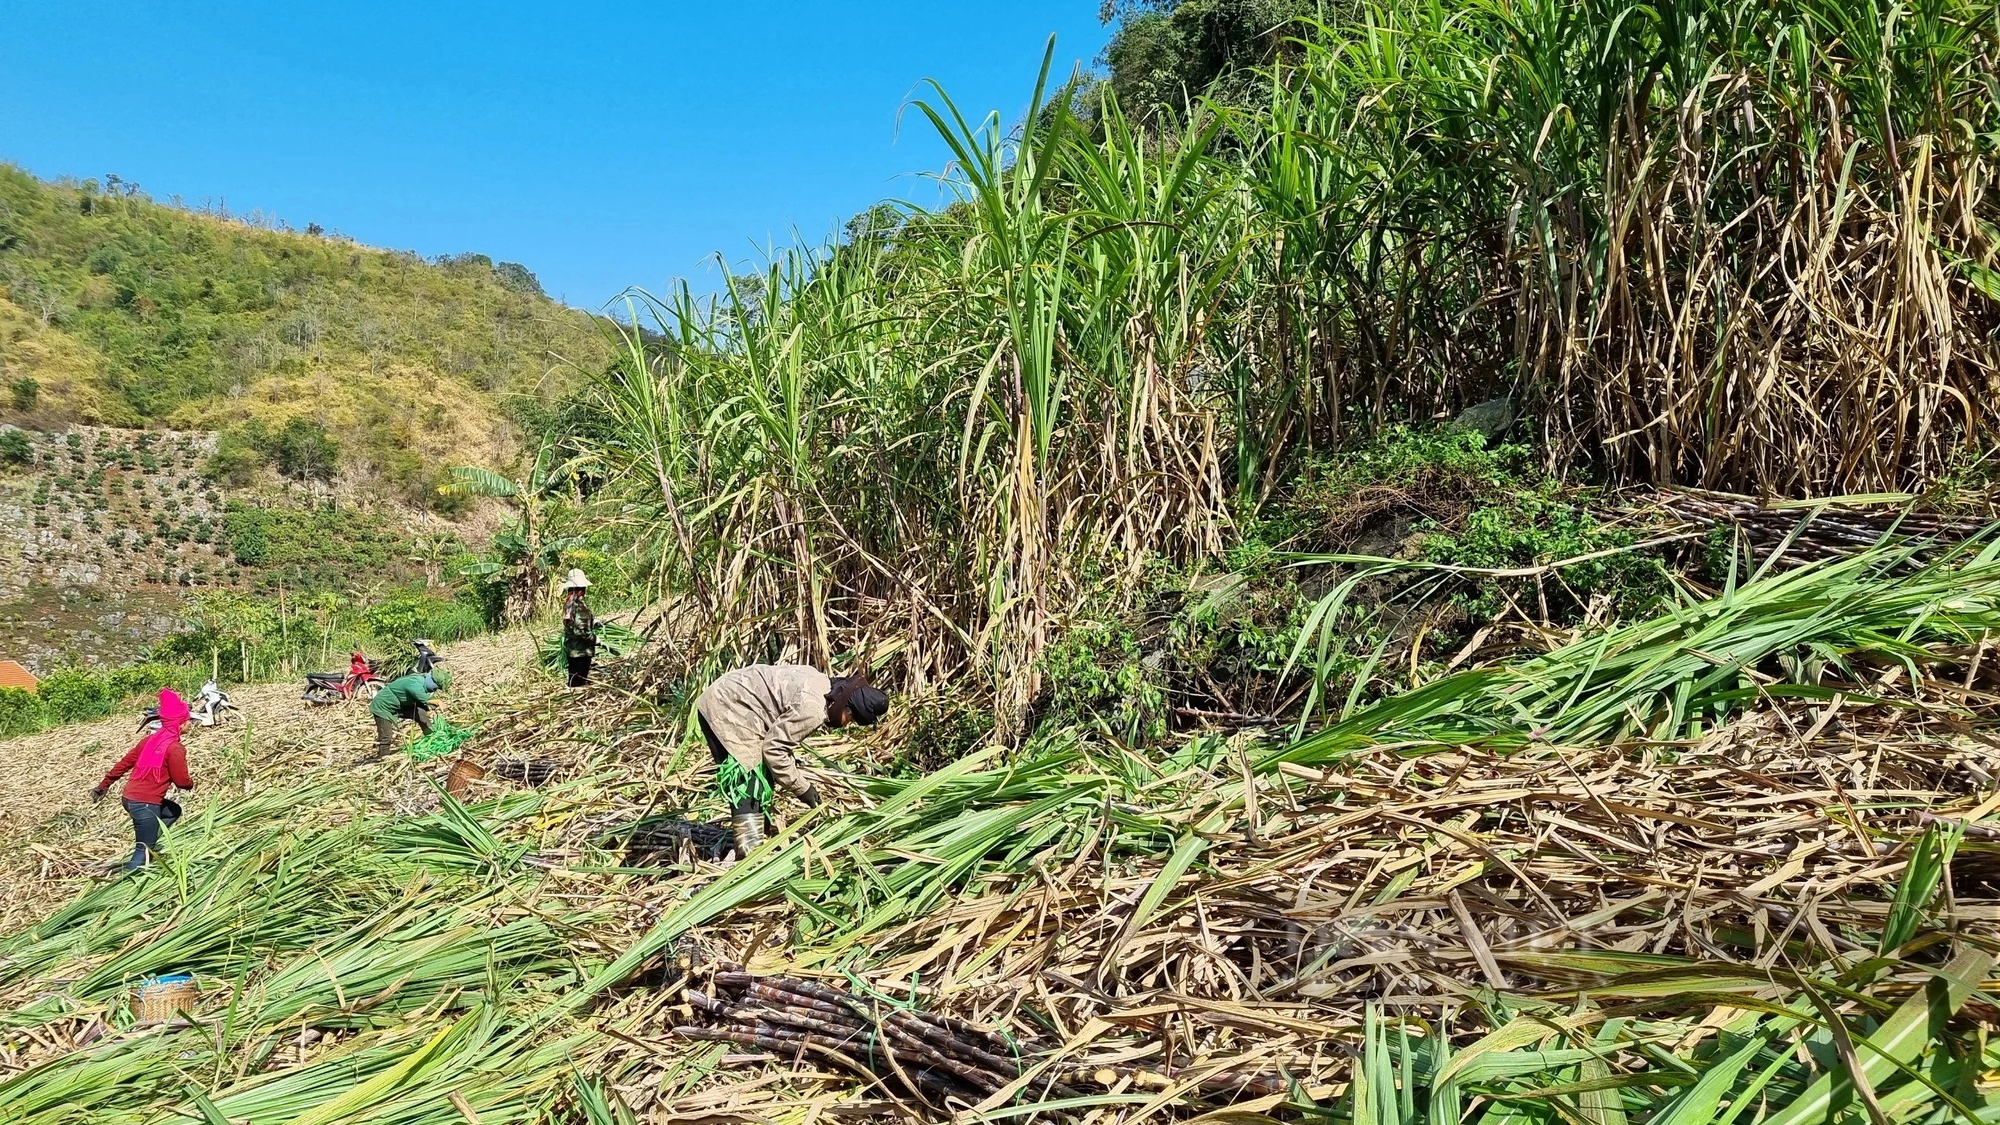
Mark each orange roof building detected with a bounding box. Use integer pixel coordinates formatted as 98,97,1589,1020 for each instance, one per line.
0,661,38,692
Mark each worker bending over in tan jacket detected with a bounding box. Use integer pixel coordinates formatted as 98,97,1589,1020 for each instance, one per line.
694,663,889,857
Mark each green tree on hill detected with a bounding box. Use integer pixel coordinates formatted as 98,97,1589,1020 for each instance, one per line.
273,418,338,483
200,417,339,485
1098,0,1313,124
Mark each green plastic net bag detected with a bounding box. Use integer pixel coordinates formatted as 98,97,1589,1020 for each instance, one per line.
715,755,773,809
407,719,475,762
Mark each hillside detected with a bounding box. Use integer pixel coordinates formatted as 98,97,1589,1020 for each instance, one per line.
0,164,612,506
0,427,219,667
0,424,478,674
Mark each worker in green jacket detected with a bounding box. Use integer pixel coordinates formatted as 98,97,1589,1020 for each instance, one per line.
370,669,451,759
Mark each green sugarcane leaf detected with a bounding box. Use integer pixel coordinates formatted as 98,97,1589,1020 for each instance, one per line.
1762,948,1993,1125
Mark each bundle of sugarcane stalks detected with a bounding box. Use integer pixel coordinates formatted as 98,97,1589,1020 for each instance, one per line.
675,965,1077,1106
672,965,1314,1110
1659,489,1993,563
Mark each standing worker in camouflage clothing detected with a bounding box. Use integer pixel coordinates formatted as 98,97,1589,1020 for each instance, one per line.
694,664,889,857
561,569,597,688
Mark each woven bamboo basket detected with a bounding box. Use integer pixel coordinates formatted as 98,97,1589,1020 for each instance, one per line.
135,975,198,1024
444,757,487,797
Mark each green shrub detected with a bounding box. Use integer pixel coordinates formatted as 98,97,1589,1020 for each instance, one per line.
0,664,201,737
108,663,191,700
1289,425,1536,548
1420,485,1669,620
9,377,39,412
273,419,339,483
363,590,485,644
458,567,508,630
37,669,117,724
0,429,31,466
0,688,45,736
1037,620,1170,746
230,520,269,565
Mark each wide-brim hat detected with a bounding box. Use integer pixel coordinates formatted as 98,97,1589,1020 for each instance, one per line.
562,568,591,589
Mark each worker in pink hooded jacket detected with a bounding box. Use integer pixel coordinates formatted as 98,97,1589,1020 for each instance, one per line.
92,689,194,871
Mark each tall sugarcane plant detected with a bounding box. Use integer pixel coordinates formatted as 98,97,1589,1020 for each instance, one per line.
545,4,2000,728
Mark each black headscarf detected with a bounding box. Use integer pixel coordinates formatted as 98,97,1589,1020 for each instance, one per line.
831,675,890,726
846,686,889,725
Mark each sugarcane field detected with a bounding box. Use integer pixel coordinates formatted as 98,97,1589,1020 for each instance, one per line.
7,2,2000,1123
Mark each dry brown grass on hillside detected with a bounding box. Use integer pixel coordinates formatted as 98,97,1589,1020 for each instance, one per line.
0,295,130,428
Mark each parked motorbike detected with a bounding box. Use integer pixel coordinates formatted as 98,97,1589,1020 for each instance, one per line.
374,639,442,683
135,679,236,730
192,679,237,727
302,652,381,706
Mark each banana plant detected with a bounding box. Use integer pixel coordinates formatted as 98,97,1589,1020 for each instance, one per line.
444,444,587,625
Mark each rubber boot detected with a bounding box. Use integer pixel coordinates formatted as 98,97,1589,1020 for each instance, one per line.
730,797,765,858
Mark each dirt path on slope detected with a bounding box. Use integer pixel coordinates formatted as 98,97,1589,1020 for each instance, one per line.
0,630,541,930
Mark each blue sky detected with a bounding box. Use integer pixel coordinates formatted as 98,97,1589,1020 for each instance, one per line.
0,2,1110,309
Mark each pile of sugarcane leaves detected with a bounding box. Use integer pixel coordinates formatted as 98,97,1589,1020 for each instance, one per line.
6,539,2000,1124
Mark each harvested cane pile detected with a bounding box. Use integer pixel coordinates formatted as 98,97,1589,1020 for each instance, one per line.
493,757,562,786
675,966,1078,1105
1659,489,1993,562
618,817,733,864
671,966,1310,1109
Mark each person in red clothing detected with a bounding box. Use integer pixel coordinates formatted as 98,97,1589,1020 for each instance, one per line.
92,688,194,872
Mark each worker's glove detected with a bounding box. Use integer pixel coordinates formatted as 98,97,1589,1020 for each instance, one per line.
797,786,822,809
89,786,106,803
